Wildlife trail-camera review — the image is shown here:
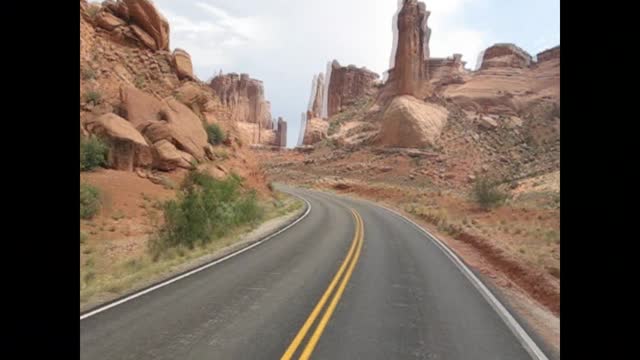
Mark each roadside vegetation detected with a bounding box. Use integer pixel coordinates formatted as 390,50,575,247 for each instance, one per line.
471,176,509,210
80,136,108,171
80,183,102,219
80,171,304,309
148,171,263,258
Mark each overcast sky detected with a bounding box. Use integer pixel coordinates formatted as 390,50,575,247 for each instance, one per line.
153,0,560,148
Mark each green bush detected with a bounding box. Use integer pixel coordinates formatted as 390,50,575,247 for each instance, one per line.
80,136,108,171
149,171,263,257
80,183,101,219
472,177,509,210
84,90,102,105
206,124,226,145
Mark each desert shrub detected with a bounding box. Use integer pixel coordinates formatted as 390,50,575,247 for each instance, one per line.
471,177,509,209
84,90,102,105
206,123,226,145
80,136,108,171
149,171,263,257
81,67,96,80
80,183,101,219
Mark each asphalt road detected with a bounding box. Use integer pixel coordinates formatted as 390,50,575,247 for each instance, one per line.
80,185,549,360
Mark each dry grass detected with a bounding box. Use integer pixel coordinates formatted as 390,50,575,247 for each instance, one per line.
80,192,303,307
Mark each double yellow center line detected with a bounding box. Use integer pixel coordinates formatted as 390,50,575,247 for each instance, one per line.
280,208,365,360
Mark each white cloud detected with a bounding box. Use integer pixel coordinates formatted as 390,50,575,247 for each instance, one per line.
425,0,488,69
157,2,278,75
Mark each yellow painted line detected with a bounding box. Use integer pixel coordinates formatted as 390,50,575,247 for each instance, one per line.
298,210,365,360
280,209,362,360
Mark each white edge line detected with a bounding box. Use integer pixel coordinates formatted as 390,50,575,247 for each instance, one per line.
80,195,312,321
314,190,549,360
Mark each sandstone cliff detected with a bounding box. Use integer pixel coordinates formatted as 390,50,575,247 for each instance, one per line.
326,61,380,118
80,0,274,189
209,73,287,147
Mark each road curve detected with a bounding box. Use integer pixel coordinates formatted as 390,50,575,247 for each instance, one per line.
80,185,551,360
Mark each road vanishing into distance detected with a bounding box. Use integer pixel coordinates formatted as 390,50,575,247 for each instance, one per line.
80,185,553,360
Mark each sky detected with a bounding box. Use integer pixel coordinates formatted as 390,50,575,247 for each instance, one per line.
153,0,560,148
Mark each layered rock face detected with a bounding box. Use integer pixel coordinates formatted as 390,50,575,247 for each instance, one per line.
307,73,325,119
81,0,272,194
479,43,533,69
393,0,430,96
208,73,287,147
326,61,379,117
302,118,329,145
441,43,559,116
123,0,170,51
536,45,560,63
209,73,273,130
427,54,466,84
88,0,170,52
378,0,431,103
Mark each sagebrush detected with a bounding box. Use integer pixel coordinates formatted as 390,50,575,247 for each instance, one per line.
80,136,108,171
149,171,263,258
80,183,101,219
471,177,509,209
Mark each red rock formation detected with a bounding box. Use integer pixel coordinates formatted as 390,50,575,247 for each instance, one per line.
479,43,532,69
209,73,273,130
276,117,287,147
392,0,430,96
307,73,325,119
302,117,328,145
123,0,170,51
536,45,560,63
172,49,194,80
441,42,559,115
326,60,379,117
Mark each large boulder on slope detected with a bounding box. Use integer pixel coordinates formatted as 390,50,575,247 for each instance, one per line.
378,95,449,148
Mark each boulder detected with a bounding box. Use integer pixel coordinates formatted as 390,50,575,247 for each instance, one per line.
173,49,195,80
378,95,448,148
119,86,164,127
478,116,498,130
130,24,157,50
119,86,209,161
85,113,152,171
104,0,129,21
124,0,170,51
173,82,209,107
95,10,126,31
152,140,195,171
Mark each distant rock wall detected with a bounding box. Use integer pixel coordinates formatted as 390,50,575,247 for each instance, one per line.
209,73,273,130
326,60,379,117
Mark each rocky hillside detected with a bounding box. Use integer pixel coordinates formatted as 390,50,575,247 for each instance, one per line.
80,0,286,192
293,0,559,190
